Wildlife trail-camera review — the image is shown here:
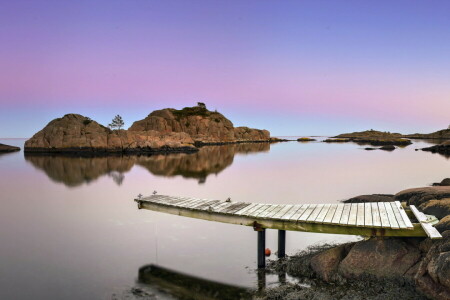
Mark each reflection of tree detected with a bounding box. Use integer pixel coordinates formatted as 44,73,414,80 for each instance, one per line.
108,171,125,185
24,143,270,187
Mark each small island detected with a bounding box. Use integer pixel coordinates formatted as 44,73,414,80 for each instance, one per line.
24,104,271,154
0,143,20,153
297,137,316,142
330,130,412,146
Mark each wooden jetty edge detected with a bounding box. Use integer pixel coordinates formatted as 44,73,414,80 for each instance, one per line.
135,194,442,268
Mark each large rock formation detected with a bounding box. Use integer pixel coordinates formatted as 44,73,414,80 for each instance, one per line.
25,105,270,153
406,128,450,140
129,106,269,145
24,114,196,154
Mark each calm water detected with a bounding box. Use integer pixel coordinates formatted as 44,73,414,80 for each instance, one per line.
0,138,448,299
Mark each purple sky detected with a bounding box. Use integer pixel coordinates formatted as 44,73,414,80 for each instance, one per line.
1,0,449,137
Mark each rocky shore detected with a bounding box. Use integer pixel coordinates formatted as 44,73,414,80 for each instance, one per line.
24,105,270,154
0,143,20,153
257,183,450,300
422,141,450,157
331,130,412,146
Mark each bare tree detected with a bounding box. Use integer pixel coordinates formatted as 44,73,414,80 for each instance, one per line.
109,115,124,130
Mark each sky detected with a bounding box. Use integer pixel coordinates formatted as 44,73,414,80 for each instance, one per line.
1,0,449,138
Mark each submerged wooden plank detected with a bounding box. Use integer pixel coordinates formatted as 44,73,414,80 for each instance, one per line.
331,204,345,224
410,205,442,239
323,204,338,224
347,204,358,226
307,204,324,222
371,202,381,227
378,202,390,228
384,202,399,229
280,205,302,220
364,203,373,227
395,201,413,229
356,203,365,227
390,202,407,229
315,204,331,223
339,204,351,225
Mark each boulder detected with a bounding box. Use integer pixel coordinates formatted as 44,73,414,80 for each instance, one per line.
422,141,450,157
418,199,450,219
436,215,450,232
395,186,450,206
338,239,421,279
0,143,20,152
310,245,347,282
380,145,396,151
433,178,450,186
343,194,394,203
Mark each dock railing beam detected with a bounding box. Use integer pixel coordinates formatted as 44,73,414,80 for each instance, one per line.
257,229,266,268
278,230,286,258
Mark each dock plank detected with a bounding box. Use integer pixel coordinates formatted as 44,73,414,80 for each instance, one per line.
280,205,302,220
315,204,331,223
378,202,390,228
384,202,399,229
364,203,373,227
298,204,316,222
371,203,381,227
331,204,345,224
390,202,407,229
249,204,272,217
242,204,266,216
395,201,413,229
356,203,365,227
410,205,442,239
307,204,324,222
272,205,293,219
347,204,358,226
259,205,281,218
234,203,259,215
339,204,351,225
323,204,338,224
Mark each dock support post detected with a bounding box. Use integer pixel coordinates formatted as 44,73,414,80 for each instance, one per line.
257,229,266,268
278,230,286,258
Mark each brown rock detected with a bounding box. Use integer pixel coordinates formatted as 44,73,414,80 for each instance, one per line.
310,245,347,282
343,194,394,203
436,215,450,233
338,239,421,279
395,186,450,206
0,143,20,152
418,199,450,219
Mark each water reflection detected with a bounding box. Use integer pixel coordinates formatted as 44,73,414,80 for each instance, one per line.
138,264,252,300
24,143,270,187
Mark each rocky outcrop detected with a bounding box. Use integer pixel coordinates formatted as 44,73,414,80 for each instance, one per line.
0,143,20,153
332,130,412,146
25,105,271,153
405,129,450,140
433,178,450,186
422,141,450,157
129,106,269,145
297,137,316,142
343,194,394,203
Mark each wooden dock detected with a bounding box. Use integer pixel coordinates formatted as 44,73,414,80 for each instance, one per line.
135,194,442,268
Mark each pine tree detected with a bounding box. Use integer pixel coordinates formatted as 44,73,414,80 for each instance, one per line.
109,115,124,130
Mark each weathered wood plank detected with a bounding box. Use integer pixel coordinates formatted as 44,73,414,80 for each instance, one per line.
364,203,373,227
184,199,209,209
291,205,311,221
323,204,338,224
371,203,381,227
315,204,331,223
395,201,414,229
273,205,294,219
234,203,259,215
347,204,358,226
356,203,365,227
249,204,272,217
384,202,399,229
298,204,316,221
258,204,280,218
410,205,442,239
280,205,303,220
377,202,390,228
193,200,221,210
339,204,351,225
331,204,344,224
220,203,250,214
390,202,407,229
214,202,238,213
242,204,266,216
307,204,324,222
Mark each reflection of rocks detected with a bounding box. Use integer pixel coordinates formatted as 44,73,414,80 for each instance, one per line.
25,155,135,187
422,141,450,158
24,143,270,187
